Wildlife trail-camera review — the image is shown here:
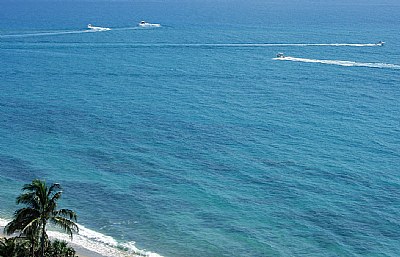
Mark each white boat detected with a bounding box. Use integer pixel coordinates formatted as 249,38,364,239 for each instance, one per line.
138,21,161,27
376,41,385,46
87,24,111,31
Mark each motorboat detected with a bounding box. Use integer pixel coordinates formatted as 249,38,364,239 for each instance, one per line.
87,24,111,31
138,21,161,27
376,41,385,46
276,53,285,58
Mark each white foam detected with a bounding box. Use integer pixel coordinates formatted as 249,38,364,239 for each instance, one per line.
0,217,9,227
0,217,162,257
291,43,382,47
48,224,163,257
0,32,383,48
0,28,113,38
87,26,112,32
274,56,400,69
0,30,93,38
144,43,383,47
110,27,140,31
124,43,383,47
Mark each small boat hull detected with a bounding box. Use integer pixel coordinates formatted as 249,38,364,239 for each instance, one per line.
139,21,161,28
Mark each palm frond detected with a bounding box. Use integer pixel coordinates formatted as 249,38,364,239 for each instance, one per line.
50,217,79,238
48,183,62,196
54,209,78,221
4,215,41,237
16,193,40,209
21,179,50,211
20,218,41,234
22,179,43,192
50,191,63,201
5,208,40,235
14,208,41,222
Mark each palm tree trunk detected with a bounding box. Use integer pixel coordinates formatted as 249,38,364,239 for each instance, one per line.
30,238,35,257
40,221,46,257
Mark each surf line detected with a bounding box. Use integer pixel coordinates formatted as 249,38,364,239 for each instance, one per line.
1,217,163,257
273,56,400,70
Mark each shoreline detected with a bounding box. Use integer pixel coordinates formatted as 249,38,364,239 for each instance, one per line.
0,226,101,257
0,220,149,257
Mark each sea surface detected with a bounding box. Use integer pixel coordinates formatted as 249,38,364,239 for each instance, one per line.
1,1,400,256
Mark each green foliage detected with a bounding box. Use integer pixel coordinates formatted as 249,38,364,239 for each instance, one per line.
45,240,77,257
0,237,29,257
4,179,79,257
0,237,77,257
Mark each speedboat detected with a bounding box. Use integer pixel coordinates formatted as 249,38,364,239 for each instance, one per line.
87,24,111,31
138,21,161,27
376,41,385,46
276,53,285,58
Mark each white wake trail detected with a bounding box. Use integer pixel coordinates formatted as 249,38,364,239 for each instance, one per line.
296,43,382,47
0,29,109,38
274,56,400,70
121,43,384,47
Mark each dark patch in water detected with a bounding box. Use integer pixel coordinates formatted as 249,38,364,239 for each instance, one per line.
61,180,151,226
0,154,45,182
70,147,138,174
261,159,298,168
196,211,230,229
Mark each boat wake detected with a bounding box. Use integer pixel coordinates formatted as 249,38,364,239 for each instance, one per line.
274,43,384,47
111,27,141,31
0,28,111,38
134,42,383,47
107,42,383,47
0,218,162,257
273,56,400,70
0,31,383,48
87,24,112,32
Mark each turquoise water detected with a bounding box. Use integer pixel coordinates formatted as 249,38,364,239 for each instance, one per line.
1,1,400,256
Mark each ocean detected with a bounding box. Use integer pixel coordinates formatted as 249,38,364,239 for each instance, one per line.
1,1,400,256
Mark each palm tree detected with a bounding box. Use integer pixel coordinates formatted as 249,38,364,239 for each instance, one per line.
4,179,79,257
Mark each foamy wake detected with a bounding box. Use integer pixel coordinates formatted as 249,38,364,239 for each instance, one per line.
0,30,383,48
111,27,140,31
274,56,400,69
209,43,383,47
0,218,162,257
282,43,382,47
107,43,383,47
0,29,110,38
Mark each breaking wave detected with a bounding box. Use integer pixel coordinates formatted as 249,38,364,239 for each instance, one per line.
273,56,400,69
0,217,8,227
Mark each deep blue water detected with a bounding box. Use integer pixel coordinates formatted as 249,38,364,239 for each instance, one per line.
1,1,400,256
